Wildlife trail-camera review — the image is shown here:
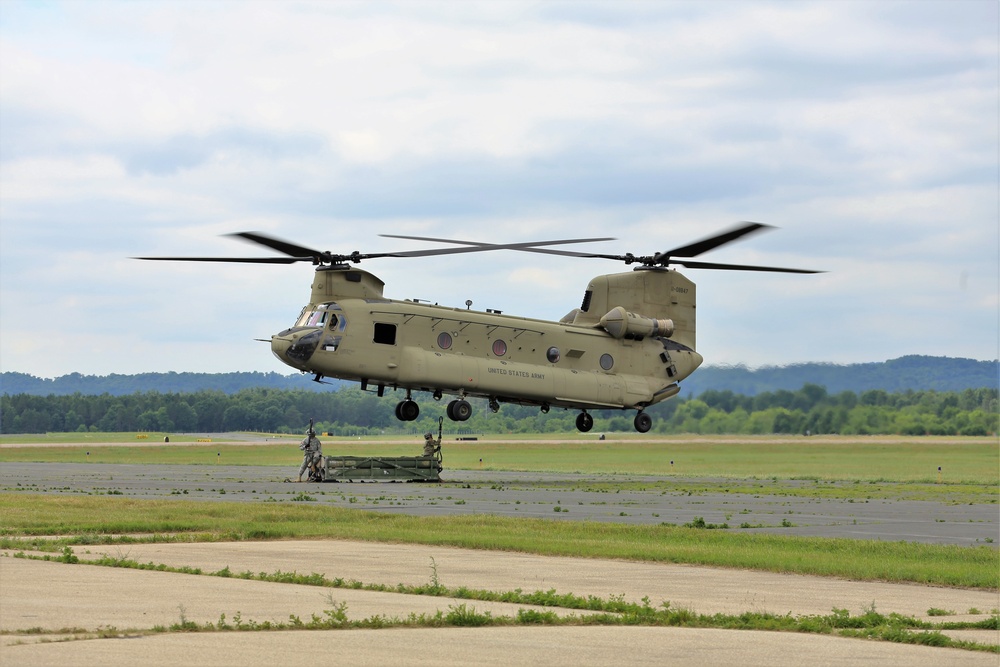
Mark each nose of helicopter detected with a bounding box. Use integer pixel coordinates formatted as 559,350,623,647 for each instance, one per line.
271,329,322,370
270,335,297,368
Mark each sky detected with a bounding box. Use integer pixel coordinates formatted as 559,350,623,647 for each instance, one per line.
1,0,997,379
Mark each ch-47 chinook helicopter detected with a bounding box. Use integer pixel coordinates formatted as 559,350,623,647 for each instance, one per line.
138,222,819,433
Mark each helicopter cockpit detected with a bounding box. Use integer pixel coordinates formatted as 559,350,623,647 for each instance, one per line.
295,303,347,332
273,303,347,368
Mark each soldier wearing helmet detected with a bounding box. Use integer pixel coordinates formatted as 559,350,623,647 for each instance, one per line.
297,420,323,482
422,431,440,457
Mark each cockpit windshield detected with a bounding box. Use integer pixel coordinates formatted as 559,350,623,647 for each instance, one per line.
294,303,347,331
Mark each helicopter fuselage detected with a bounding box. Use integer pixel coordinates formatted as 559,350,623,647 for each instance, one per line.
270,265,703,428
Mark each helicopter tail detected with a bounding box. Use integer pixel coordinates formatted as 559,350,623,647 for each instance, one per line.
572,269,696,350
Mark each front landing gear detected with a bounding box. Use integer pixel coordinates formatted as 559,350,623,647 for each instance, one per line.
395,399,419,421
575,411,594,432
447,399,472,422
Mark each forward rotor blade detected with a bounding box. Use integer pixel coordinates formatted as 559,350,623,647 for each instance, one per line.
227,232,401,264
138,233,618,266
134,256,309,264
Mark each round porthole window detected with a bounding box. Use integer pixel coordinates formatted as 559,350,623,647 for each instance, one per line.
492,339,507,356
546,346,561,363
437,332,453,350
600,353,614,370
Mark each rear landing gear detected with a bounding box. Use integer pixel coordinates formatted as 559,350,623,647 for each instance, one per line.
576,412,594,432
633,411,652,433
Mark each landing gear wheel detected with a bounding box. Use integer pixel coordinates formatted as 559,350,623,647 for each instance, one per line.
634,411,652,433
395,399,420,422
576,412,594,432
447,399,472,421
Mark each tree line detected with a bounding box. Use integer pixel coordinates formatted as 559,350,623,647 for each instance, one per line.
2,385,996,436
4,356,997,397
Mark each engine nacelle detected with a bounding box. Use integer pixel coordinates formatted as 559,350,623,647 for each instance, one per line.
600,306,674,339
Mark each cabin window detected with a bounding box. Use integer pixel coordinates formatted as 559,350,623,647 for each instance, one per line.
373,323,397,345
600,353,614,370
546,347,561,363
491,339,507,356
437,332,453,350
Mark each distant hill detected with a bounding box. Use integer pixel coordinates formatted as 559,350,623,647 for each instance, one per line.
1,355,996,397
678,355,998,397
0,371,345,397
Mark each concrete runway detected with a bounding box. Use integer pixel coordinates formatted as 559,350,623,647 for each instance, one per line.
2,541,998,666
1,462,997,545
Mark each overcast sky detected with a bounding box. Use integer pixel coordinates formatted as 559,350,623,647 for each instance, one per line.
1,1,997,379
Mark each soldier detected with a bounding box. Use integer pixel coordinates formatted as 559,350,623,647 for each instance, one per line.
422,432,440,457
298,421,323,482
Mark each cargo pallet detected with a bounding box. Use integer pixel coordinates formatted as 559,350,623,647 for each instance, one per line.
323,454,443,482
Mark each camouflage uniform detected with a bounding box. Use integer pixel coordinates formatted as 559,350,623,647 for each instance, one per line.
298,432,323,481
422,432,440,457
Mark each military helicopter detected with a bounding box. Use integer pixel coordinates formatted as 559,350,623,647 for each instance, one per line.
138,222,819,433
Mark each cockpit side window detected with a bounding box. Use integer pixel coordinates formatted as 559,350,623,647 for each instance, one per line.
329,306,347,332
295,303,347,330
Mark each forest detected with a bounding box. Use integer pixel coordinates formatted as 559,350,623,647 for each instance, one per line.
2,385,996,437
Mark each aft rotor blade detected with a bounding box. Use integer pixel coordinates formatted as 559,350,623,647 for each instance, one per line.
674,259,823,273
228,232,323,258
506,246,823,272
662,222,772,259
508,222,773,268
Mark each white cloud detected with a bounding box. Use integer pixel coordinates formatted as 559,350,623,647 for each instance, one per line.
1,0,996,377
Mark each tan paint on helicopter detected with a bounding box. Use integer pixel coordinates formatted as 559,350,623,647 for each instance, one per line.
572,269,696,349
273,266,702,413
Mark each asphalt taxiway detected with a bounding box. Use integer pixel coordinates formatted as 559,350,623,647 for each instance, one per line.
1,462,996,545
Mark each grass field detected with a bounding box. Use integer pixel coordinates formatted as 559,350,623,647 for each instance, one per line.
2,433,996,483
2,433,996,590
2,494,997,590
